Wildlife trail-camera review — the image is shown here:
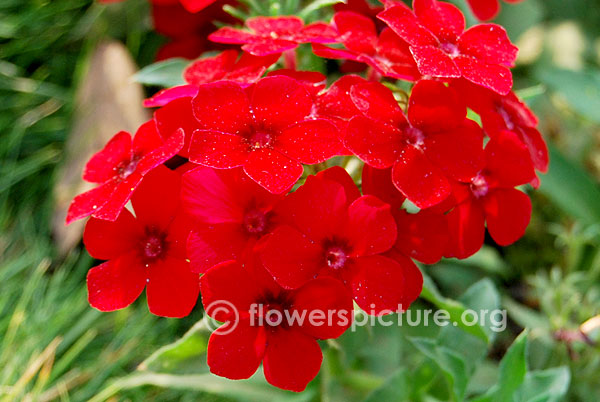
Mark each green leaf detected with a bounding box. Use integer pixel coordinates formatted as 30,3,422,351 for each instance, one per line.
298,0,344,20
132,58,187,88
420,273,490,343
535,67,600,124
363,369,410,402
514,367,571,402
459,279,502,342
539,144,600,223
495,331,529,402
138,320,210,375
408,337,469,401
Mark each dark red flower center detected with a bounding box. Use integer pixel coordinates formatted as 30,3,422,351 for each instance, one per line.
470,174,489,198
140,227,169,262
257,292,293,328
248,131,274,150
325,244,349,269
440,42,460,58
243,209,269,235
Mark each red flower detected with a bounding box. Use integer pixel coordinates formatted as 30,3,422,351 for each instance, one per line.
345,79,484,208
442,130,535,259
209,16,338,56
260,167,422,315
83,166,199,317
201,259,352,392
188,75,342,194
266,69,327,99
451,79,549,176
313,11,419,81
378,0,518,94
184,50,279,86
466,0,525,21
182,166,283,273
66,121,184,224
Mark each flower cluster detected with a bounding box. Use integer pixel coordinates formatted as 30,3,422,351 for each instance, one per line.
74,0,545,392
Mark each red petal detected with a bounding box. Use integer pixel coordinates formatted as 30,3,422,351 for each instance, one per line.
333,11,377,54
315,75,366,121
384,249,424,309
183,50,237,85
424,120,485,182
484,130,536,187
519,127,549,173
466,0,500,21
299,22,339,43
91,173,144,222
291,278,353,339
246,16,304,35
275,174,348,241
132,120,163,157
343,254,417,315
373,28,421,81
362,165,406,209
277,119,342,164
146,257,199,318
207,323,265,380
200,260,261,321
242,39,298,56
179,0,217,13
154,97,199,158
144,85,199,108
316,166,361,203
350,81,406,125
66,181,117,224
208,27,258,44
83,131,132,183
243,149,304,194
346,195,397,257
345,117,403,169
484,188,531,246
393,209,448,264
83,208,141,260
131,165,181,229
250,76,312,131
458,24,518,67
454,55,513,95
391,146,451,209
408,80,466,132
377,4,439,47
445,200,485,259
263,329,322,392
87,252,146,312
187,225,248,273
410,45,461,78
134,127,184,174
414,0,465,43
260,226,323,289
311,43,362,63
192,81,252,135
188,130,249,168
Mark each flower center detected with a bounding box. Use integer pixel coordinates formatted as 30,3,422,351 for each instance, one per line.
405,126,425,147
115,156,140,179
325,246,349,270
140,227,168,262
248,131,273,150
470,174,489,198
440,42,460,58
243,209,268,235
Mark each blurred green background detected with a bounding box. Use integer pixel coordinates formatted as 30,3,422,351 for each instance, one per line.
1,0,600,400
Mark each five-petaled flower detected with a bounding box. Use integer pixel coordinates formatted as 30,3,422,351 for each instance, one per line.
260,167,422,315
66,121,184,224
209,16,338,56
84,166,199,317
201,258,353,392
345,79,484,209
188,75,342,194
182,166,283,273
378,0,518,94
